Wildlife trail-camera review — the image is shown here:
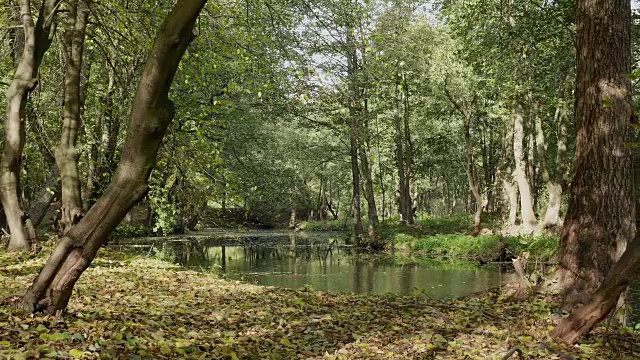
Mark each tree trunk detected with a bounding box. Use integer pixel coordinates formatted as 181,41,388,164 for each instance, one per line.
27,165,59,228
288,208,296,229
349,134,364,241
513,102,538,233
84,67,114,210
554,0,634,309
346,25,364,241
443,81,482,233
2,0,61,251
499,119,518,227
56,0,88,235
552,136,640,344
22,0,208,314
538,102,564,229
463,113,483,235
402,74,414,224
359,146,378,225
393,73,407,223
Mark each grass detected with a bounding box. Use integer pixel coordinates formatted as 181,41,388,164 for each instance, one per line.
299,219,350,231
1,245,637,359
394,233,558,262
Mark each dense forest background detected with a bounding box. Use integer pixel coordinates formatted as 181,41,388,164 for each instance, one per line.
0,0,615,240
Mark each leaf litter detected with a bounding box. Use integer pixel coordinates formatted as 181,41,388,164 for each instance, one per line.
1,247,638,359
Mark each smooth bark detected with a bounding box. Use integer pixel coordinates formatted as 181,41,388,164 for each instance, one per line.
56,0,88,234
513,102,538,233
2,0,61,251
534,106,552,226
22,0,208,313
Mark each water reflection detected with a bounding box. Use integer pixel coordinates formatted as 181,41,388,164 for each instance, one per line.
115,230,513,299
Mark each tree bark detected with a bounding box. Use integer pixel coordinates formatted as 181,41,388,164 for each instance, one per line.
349,134,364,241
554,0,635,309
393,72,408,223
402,74,414,224
22,0,208,313
27,165,59,228
552,138,640,344
346,25,364,241
464,113,483,235
443,80,483,233
2,0,61,251
513,102,538,233
56,0,88,235
538,101,565,229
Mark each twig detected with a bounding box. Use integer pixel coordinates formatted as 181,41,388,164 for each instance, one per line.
537,342,576,360
500,347,523,360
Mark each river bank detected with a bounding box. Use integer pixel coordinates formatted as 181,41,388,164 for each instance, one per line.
1,246,638,359
302,214,559,264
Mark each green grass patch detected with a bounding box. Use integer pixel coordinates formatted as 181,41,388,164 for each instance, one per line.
395,233,559,263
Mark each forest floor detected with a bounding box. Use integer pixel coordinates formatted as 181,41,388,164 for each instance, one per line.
1,246,639,359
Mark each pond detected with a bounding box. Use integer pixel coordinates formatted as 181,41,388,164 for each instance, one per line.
112,229,516,299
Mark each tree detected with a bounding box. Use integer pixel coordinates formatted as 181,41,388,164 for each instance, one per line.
2,0,62,251
56,0,89,234
553,0,635,308
22,0,208,314
551,145,640,343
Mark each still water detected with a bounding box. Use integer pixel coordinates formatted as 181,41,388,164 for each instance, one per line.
114,230,514,298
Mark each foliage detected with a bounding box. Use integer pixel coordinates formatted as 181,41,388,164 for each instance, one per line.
395,232,558,263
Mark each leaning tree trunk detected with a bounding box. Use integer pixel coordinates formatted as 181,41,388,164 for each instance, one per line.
2,0,61,251
56,0,88,235
22,0,208,314
554,0,635,309
512,102,538,234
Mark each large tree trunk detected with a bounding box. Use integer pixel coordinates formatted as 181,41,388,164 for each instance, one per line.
56,0,88,235
22,0,208,314
554,0,634,309
2,0,61,251
551,132,640,344
512,102,538,233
